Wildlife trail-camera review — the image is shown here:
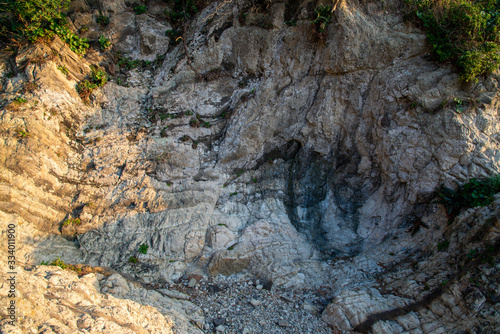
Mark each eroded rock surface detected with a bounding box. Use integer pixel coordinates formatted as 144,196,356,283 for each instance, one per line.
1,0,500,332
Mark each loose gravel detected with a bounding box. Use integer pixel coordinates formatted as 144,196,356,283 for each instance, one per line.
167,274,335,334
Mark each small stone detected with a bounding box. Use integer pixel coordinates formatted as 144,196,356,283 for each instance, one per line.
213,317,226,326
250,299,262,307
208,284,220,293
302,303,318,313
158,289,190,300
188,278,197,288
242,327,252,334
256,284,263,290
278,320,291,327
204,323,211,330
215,325,225,332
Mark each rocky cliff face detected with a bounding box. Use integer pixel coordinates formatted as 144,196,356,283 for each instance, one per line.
1,0,499,333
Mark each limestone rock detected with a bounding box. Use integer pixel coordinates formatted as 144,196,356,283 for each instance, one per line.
0,266,176,333
321,288,410,331
1,0,500,332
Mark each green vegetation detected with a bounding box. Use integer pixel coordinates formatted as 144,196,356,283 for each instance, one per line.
406,0,500,82
129,256,139,263
41,257,81,272
437,240,450,251
190,118,200,127
138,243,149,254
165,0,198,24
62,218,81,227
164,0,200,43
14,97,27,104
438,174,500,217
0,0,89,54
79,25,88,34
467,249,479,259
76,65,108,100
99,35,111,51
16,129,30,138
134,5,147,15
165,29,182,43
96,13,109,26
156,53,166,64
57,65,69,76
311,4,333,38
114,53,155,70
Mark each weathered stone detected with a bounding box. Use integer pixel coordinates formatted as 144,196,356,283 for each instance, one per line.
188,278,198,288
1,0,500,332
277,320,291,327
250,299,262,307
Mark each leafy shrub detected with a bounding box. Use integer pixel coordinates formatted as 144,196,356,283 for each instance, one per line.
99,35,111,51
57,65,69,76
0,0,89,54
311,4,333,39
14,97,27,104
406,0,500,81
96,13,109,26
115,53,141,70
62,218,81,226
16,129,30,138
438,174,500,217
41,257,81,272
138,243,149,254
76,65,108,100
79,25,88,34
165,0,198,24
134,5,147,15
129,256,138,263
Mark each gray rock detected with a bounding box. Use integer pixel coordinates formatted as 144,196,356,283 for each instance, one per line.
302,303,318,313
250,299,262,307
188,278,198,288
1,0,500,333
213,317,226,326
278,320,291,327
158,289,191,300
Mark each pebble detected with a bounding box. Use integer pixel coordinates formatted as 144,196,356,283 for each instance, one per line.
278,320,291,327
215,325,226,332
250,299,262,307
188,278,197,288
302,303,318,313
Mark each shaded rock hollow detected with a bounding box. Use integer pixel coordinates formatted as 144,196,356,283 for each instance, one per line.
1,0,500,332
